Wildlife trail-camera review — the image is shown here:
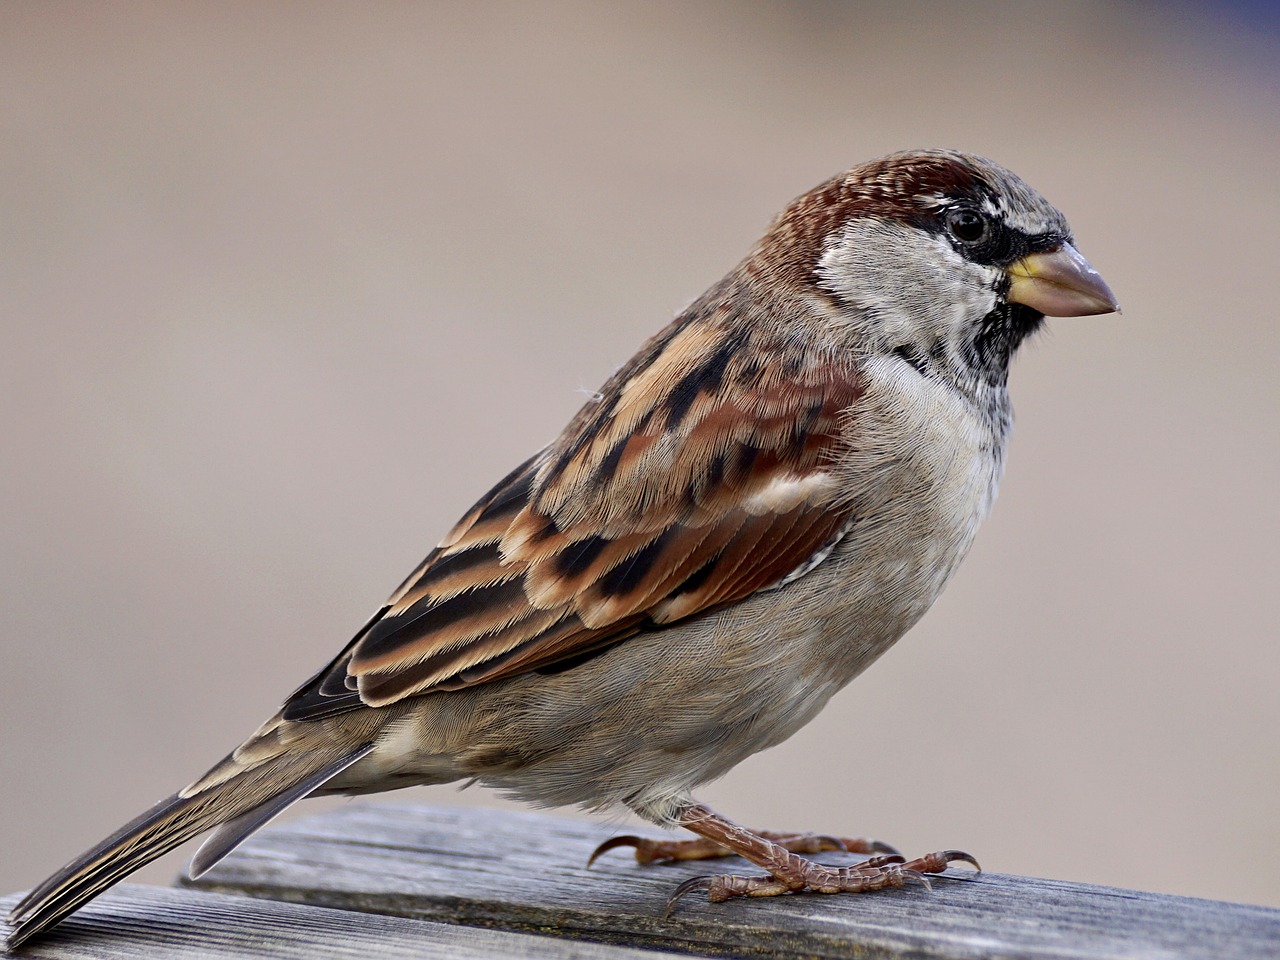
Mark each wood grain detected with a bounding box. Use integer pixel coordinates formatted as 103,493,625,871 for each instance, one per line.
0,883,669,959
182,803,1280,959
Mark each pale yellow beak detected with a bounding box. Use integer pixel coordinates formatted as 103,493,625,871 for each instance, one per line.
1007,243,1119,317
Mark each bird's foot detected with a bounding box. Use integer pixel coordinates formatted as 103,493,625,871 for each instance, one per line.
664,848,978,915
589,830,895,866
596,801,977,917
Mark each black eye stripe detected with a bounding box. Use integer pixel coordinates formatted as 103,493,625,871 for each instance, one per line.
1028,231,1069,253
934,208,1044,268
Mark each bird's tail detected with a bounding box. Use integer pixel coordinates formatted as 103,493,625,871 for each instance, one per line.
6,734,373,949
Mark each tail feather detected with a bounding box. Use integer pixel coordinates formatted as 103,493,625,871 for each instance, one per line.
6,743,373,949
188,744,372,879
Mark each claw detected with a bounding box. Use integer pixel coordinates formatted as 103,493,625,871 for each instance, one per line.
904,849,981,874
901,868,932,890
870,839,900,856
587,834,642,868
942,850,982,873
664,875,713,918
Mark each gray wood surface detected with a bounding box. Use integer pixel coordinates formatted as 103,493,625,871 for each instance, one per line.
182,802,1280,960
0,884,669,959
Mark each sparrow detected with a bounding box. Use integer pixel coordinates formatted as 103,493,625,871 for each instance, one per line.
8,149,1117,948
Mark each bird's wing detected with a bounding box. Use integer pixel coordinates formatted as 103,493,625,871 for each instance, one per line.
283,312,863,718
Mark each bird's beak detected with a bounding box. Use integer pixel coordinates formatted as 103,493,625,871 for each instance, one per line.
1007,243,1119,317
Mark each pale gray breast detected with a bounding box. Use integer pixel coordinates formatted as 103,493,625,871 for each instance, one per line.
806,351,1010,681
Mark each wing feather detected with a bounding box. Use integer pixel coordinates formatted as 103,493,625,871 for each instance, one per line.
283,307,864,717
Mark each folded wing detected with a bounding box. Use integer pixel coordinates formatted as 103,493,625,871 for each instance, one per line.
284,306,863,718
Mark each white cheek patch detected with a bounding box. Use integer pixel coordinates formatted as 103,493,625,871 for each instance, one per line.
816,220,999,346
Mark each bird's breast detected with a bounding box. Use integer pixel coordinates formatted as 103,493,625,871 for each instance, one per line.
802,354,1009,683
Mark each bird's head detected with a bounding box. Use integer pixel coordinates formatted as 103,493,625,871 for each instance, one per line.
754,149,1118,388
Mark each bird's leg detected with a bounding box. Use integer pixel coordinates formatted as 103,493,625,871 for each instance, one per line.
593,802,977,915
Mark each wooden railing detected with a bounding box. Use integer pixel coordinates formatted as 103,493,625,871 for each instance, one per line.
5,803,1278,958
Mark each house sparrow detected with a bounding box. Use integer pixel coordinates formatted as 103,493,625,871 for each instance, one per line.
7,149,1117,947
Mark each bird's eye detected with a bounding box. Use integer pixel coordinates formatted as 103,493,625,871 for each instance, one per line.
944,208,989,244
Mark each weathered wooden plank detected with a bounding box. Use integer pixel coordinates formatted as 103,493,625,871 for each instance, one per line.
0,884,671,959
185,803,1280,960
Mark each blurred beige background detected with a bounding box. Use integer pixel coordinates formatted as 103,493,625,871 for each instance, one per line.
3,0,1279,912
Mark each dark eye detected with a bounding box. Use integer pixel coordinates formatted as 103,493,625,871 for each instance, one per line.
944,207,989,244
